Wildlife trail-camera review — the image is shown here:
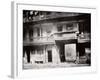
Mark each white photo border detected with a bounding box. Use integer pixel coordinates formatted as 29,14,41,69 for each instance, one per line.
11,1,97,78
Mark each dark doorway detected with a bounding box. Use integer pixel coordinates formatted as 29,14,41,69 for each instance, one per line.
48,50,52,62
59,43,66,62
24,46,31,63
78,43,85,57
26,50,30,63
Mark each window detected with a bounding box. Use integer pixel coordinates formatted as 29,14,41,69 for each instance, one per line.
46,28,51,34
66,23,74,30
29,29,33,41
57,24,63,32
37,27,40,36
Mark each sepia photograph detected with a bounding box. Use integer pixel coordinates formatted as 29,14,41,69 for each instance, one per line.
23,10,91,69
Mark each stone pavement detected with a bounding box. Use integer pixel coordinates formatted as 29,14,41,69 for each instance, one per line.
23,62,89,69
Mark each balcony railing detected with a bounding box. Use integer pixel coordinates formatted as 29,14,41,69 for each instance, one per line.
78,33,90,43
23,32,90,45
23,35,54,44
53,33,77,40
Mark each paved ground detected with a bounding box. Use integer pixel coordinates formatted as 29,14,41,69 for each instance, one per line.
23,63,90,69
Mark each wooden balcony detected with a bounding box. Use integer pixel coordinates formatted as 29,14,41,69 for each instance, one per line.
53,32,77,41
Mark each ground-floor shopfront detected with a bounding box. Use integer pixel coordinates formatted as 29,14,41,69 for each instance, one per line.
23,39,90,66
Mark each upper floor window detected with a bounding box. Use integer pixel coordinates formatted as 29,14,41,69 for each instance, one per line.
57,24,63,32
29,29,33,41
46,27,51,34
66,23,74,30
37,27,40,37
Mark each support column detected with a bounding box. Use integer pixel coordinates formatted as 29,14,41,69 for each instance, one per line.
43,46,46,63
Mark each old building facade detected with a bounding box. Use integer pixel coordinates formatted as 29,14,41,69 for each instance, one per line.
23,11,91,67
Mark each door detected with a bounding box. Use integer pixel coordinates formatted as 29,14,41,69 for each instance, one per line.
59,43,66,62
65,44,76,61
48,50,52,62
